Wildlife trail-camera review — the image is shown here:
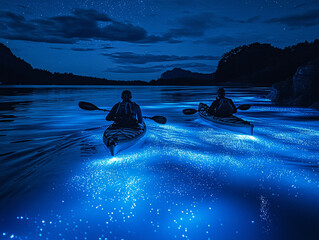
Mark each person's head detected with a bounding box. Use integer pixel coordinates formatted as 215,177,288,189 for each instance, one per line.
121,90,132,102
217,88,225,98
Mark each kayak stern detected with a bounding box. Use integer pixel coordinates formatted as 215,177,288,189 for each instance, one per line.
103,123,146,156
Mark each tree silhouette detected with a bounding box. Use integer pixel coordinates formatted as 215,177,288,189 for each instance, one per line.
215,40,319,85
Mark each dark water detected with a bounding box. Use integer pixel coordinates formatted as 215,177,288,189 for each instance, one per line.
0,86,318,240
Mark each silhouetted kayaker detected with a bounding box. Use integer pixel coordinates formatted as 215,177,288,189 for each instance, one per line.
106,90,143,128
207,88,237,117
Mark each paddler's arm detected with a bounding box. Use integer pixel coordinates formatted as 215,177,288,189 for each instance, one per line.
135,104,143,123
208,99,219,114
106,103,119,121
230,99,237,113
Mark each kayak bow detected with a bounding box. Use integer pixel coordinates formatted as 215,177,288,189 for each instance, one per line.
198,103,254,135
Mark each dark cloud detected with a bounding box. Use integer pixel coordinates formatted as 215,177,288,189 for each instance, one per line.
196,32,269,47
197,35,240,46
17,4,28,9
292,1,319,9
50,45,114,51
71,45,115,51
0,9,168,44
0,8,255,46
50,47,64,50
101,44,115,50
106,65,164,73
106,62,214,73
166,39,184,44
136,34,171,43
157,0,215,9
165,12,227,38
71,47,95,51
292,3,308,9
266,9,319,27
102,52,219,64
238,16,260,24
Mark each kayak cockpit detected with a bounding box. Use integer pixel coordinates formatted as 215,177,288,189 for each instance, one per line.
198,103,254,135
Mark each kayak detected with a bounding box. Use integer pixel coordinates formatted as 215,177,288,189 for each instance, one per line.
103,123,147,156
198,103,254,135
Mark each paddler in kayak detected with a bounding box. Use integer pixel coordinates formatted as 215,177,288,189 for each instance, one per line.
207,88,237,117
106,90,144,128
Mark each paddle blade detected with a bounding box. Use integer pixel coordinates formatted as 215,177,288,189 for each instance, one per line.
182,108,198,115
78,101,99,111
237,104,251,110
150,116,167,124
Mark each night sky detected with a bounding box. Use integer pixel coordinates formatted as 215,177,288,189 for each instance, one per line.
1,0,319,81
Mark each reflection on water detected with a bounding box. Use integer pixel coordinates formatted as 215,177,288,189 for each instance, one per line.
0,85,318,240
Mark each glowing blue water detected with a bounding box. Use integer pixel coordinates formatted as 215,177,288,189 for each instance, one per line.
0,86,318,240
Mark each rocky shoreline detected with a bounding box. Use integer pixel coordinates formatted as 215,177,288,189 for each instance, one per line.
267,58,319,109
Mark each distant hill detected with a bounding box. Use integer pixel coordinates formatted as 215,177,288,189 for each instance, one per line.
214,40,319,86
0,43,146,85
150,68,214,85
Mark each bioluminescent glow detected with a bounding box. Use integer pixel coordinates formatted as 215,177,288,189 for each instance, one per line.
0,86,318,239
234,134,257,141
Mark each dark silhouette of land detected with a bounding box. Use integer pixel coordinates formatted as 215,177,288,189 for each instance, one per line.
1,40,319,107
150,68,214,85
268,57,319,109
214,40,319,85
2,40,319,87
0,42,215,86
0,43,146,85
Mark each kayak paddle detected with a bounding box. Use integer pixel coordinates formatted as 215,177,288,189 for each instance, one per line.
182,104,251,115
182,109,198,115
143,116,167,124
237,104,251,110
79,101,167,124
79,101,109,112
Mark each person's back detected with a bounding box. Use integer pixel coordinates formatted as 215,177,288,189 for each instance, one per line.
207,88,237,117
106,90,143,128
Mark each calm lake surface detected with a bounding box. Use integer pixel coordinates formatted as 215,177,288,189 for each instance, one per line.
0,85,318,240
